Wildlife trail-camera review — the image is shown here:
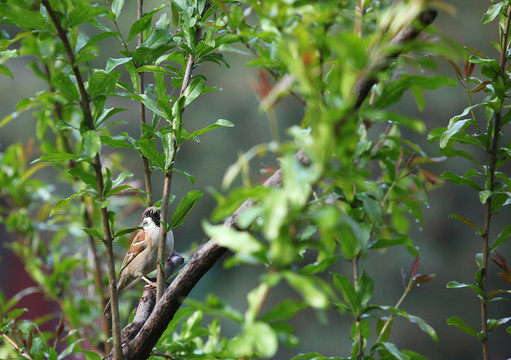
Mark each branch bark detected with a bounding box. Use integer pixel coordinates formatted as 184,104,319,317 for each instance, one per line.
111,8,438,360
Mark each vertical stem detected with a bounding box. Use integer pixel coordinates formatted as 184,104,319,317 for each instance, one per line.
156,53,195,302
354,0,365,37
137,0,153,206
84,207,112,353
156,172,173,302
40,1,122,358
481,6,511,360
351,255,363,360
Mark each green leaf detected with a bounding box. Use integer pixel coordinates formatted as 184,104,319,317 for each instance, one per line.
169,190,203,229
203,221,265,263
488,317,511,333
446,281,484,297
440,119,471,148
0,64,13,79
381,342,409,360
490,225,511,251
172,167,195,184
183,77,205,106
0,4,50,31
89,71,120,98
136,65,176,74
51,192,81,216
106,185,132,198
52,72,79,100
82,228,103,239
482,2,505,24
161,131,175,172
185,295,244,323
69,168,97,189
115,227,140,238
135,138,165,170
479,189,492,204
369,235,418,256
68,4,107,27
105,57,132,73
284,271,329,309
34,153,82,163
408,314,438,342
182,119,234,143
357,271,374,308
101,135,133,149
440,171,482,191
110,0,125,18
332,273,358,313
5,308,27,322
128,5,168,42
83,130,102,158
95,108,127,127
229,322,278,358
447,316,478,337
449,214,482,234
261,300,307,322
80,350,102,360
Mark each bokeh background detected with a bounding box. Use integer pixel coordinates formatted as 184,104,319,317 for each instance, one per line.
1,0,511,359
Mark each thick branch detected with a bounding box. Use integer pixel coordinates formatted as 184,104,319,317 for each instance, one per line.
121,165,286,360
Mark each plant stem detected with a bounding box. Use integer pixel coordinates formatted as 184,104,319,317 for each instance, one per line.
156,51,196,302
480,7,511,360
355,0,365,37
351,255,363,360
376,281,411,343
137,0,153,206
40,1,122,358
156,171,173,302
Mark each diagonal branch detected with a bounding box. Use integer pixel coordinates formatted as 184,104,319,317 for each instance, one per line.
111,8,438,360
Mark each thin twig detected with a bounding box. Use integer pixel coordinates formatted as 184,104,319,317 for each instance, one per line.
40,1,122,358
1,333,33,360
157,30,198,303
480,6,511,360
137,0,153,206
352,255,363,360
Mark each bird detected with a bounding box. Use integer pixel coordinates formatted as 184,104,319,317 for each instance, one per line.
103,206,174,317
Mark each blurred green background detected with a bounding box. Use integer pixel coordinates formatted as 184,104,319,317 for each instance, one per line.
1,0,511,359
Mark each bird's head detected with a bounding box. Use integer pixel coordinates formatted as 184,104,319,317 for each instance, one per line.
142,206,161,227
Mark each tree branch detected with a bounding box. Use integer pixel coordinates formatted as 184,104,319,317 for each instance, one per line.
112,8,438,360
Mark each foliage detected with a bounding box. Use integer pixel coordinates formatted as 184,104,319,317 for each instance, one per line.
429,2,511,358
0,0,504,360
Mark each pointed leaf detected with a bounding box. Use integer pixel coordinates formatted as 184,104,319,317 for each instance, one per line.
182,119,234,143
169,190,203,229
440,119,470,148
128,5,167,42
183,77,205,107
447,316,478,337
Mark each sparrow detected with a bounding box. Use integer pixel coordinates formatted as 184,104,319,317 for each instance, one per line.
103,206,174,317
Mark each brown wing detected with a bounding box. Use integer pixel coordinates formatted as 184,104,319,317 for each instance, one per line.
118,229,146,275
